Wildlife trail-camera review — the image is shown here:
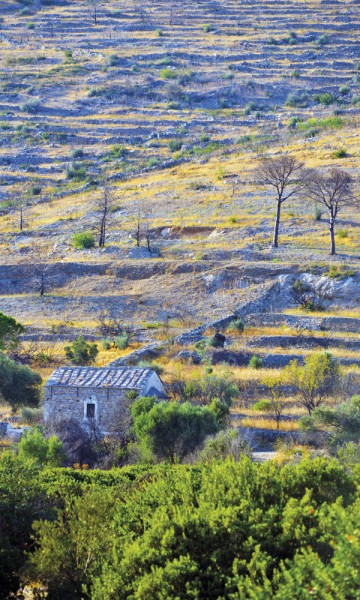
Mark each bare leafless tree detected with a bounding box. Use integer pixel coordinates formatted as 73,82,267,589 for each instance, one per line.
28,253,58,297
303,168,359,255
133,200,142,247
87,0,102,25
95,310,135,340
257,155,304,248
93,180,117,248
131,0,148,25
15,193,27,231
131,199,154,251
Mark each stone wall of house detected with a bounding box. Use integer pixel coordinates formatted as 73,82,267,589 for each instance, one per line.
44,386,129,432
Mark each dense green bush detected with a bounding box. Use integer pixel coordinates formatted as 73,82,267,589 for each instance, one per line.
66,162,87,181
72,231,95,249
114,333,129,350
168,139,183,152
160,68,178,80
300,395,360,451
0,312,24,350
64,336,98,366
285,92,309,108
131,397,219,462
4,456,354,600
0,353,41,410
17,429,65,468
249,355,263,369
314,92,336,106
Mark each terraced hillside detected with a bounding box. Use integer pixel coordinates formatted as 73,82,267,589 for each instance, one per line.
0,0,360,350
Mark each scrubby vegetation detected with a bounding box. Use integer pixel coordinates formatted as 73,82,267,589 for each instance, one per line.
1,0,360,596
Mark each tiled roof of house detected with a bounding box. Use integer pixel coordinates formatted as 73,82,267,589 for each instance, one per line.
45,367,154,389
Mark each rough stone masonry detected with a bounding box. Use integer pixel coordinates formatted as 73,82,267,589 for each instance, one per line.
44,366,166,433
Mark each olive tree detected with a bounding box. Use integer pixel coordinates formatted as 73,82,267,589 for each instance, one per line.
284,352,340,415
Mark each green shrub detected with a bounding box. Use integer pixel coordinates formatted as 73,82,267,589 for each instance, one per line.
253,399,272,412
131,398,219,463
314,206,323,221
227,318,244,334
286,92,309,108
107,145,127,159
327,265,355,280
317,34,329,46
65,336,98,366
339,85,350,96
17,429,65,467
248,355,263,369
0,353,41,410
297,116,343,131
168,139,183,152
314,92,336,106
114,334,129,350
0,312,24,351
21,407,43,425
107,54,119,66
155,29,163,37
66,162,87,181
244,101,259,115
160,68,178,80
331,148,347,158
20,99,41,113
29,185,42,196
337,229,348,238
72,231,95,250
203,24,215,32
101,339,112,350
71,148,84,159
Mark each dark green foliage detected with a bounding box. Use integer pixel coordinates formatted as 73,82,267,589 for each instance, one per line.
64,336,98,365
168,139,183,152
0,312,24,351
286,91,309,107
314,93,336,106
71,148,84,159
131,397,219,462
300,395,360,451
66,162,87,181
249,355,263,369
0,454,54,599
0,353,41,409
20,457,358,600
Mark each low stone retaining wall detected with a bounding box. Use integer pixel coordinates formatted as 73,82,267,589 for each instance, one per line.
246,335,360,351
246,313,360,333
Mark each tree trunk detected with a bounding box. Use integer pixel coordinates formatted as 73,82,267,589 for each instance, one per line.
329,218,336,255
272,200,281,248
99,216,106,247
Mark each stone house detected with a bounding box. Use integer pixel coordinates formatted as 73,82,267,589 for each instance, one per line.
44,366,166,433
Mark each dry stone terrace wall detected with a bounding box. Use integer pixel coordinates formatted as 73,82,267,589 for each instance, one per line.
1,0,360,212
245,313,360,333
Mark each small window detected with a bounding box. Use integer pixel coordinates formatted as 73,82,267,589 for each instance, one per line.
86,403,95,418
